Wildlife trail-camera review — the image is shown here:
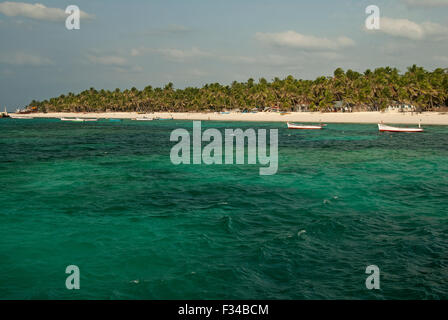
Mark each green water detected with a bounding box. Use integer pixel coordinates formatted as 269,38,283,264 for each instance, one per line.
0,119,447,299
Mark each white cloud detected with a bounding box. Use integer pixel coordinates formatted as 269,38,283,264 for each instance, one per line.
220,55,258,64
0,2,93,22
221,54,298,67
130,44,346,71
183,68,208,77
111,65,143,73
86,53,143,73
220,51,345,70
255,30,355,50
86,55,128,66
0,52,53,66
145,24,192,35
1,68,14,76
131,47,211,61
130,48,141,57
374,17,448,40
314,51,345,60
434,56,448,63
402,0,448,7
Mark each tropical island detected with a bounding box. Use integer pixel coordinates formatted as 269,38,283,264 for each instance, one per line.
24,65,448,113
12,65,448,125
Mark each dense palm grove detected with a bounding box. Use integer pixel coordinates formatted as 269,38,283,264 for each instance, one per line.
28,65,448,113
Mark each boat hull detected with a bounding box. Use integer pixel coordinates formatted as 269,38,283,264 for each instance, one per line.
61,118,98,122
378,124,423,132
287,122,324,130
10,116,33,119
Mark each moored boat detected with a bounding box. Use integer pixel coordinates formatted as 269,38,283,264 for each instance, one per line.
61,117,98,122
135,117,154,121
287,122,326,130
10,115,33,119
378,123,423,132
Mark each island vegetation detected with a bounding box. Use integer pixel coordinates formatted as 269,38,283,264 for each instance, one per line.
27,65,448,113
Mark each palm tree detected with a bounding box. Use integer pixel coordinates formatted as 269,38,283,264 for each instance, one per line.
30,66,448,113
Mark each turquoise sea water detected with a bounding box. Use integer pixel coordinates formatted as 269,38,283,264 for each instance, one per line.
0,118,447,299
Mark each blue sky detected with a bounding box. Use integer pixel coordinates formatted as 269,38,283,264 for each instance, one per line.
1,0,448,110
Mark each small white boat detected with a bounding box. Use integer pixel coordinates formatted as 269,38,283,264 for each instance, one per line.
61,117,81,121
61,117,98,122
10,115,33,119
287,122,326,130
378,123,423,133
135,117,154,121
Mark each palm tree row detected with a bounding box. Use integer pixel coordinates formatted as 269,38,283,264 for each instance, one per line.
28,65,448,113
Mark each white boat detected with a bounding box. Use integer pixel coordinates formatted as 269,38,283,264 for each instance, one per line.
287,122,326,130
10,115,33,119
378,123,423,132
61,117,98,122
135,117,154,121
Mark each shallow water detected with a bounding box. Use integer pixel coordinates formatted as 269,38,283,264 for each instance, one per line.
0,119,447,299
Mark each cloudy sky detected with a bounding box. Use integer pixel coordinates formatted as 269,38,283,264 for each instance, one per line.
0,0,447,110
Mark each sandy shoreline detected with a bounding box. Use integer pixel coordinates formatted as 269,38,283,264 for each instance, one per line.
9,111,448,125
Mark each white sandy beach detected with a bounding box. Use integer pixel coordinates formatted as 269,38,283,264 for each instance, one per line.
9,111,448,125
